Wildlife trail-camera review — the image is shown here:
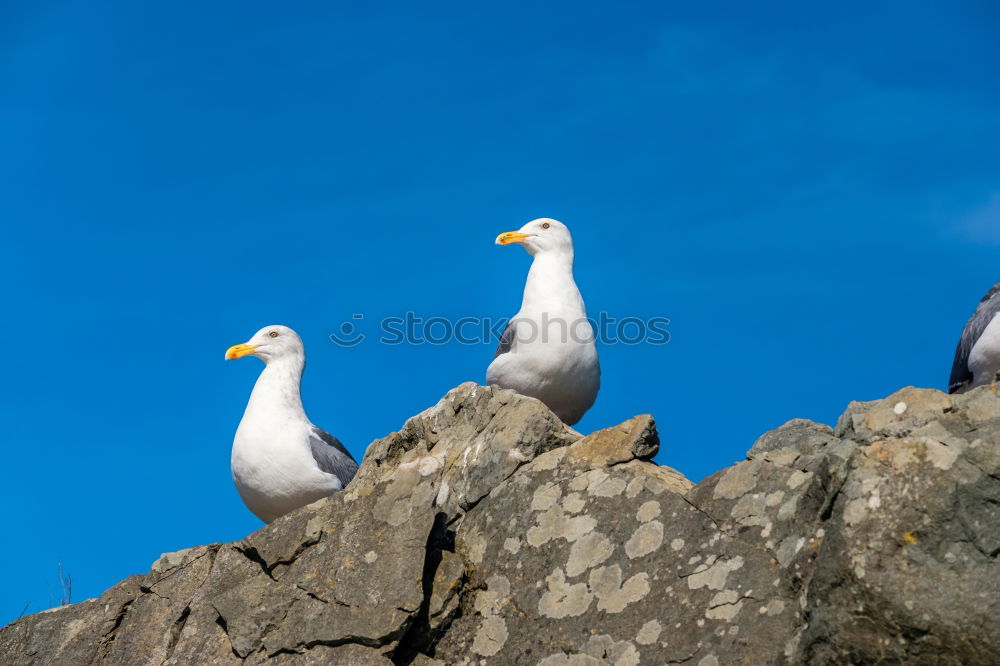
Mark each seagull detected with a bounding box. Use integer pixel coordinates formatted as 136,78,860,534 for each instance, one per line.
486,218,600,425
225,325,358,523
949,283,1000,394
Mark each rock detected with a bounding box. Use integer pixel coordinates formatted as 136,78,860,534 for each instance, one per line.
2,382,999,665
800,387,1000,664
747,418,837,459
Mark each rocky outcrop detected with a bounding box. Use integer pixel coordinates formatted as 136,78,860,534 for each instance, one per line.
2,382,999,665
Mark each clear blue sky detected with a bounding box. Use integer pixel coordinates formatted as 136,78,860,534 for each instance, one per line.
3,1,998,624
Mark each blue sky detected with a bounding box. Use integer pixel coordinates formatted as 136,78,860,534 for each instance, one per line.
3,1,998,624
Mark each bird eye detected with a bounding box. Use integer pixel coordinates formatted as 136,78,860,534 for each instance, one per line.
541,222,550,229
269,331,279,338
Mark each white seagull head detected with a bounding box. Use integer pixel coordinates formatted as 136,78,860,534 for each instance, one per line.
225,324,304,364
495,218,574,258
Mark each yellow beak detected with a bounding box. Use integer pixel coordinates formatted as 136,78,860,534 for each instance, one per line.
495,231,533,246
225,343,259,360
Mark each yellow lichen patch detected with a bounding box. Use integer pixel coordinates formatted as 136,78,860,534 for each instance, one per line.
872,442,892,463
903,531,919,545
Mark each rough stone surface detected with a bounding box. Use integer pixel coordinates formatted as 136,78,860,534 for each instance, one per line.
3,382,999,665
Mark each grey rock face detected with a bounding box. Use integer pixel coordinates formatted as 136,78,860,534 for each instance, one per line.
2,383,998,665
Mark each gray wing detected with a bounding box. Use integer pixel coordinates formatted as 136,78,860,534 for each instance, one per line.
308,425,359,486
493,319,516,359
949,283,1000,393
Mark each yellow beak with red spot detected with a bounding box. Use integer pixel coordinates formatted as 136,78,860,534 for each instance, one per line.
495,231,534,246
225,343,259,360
